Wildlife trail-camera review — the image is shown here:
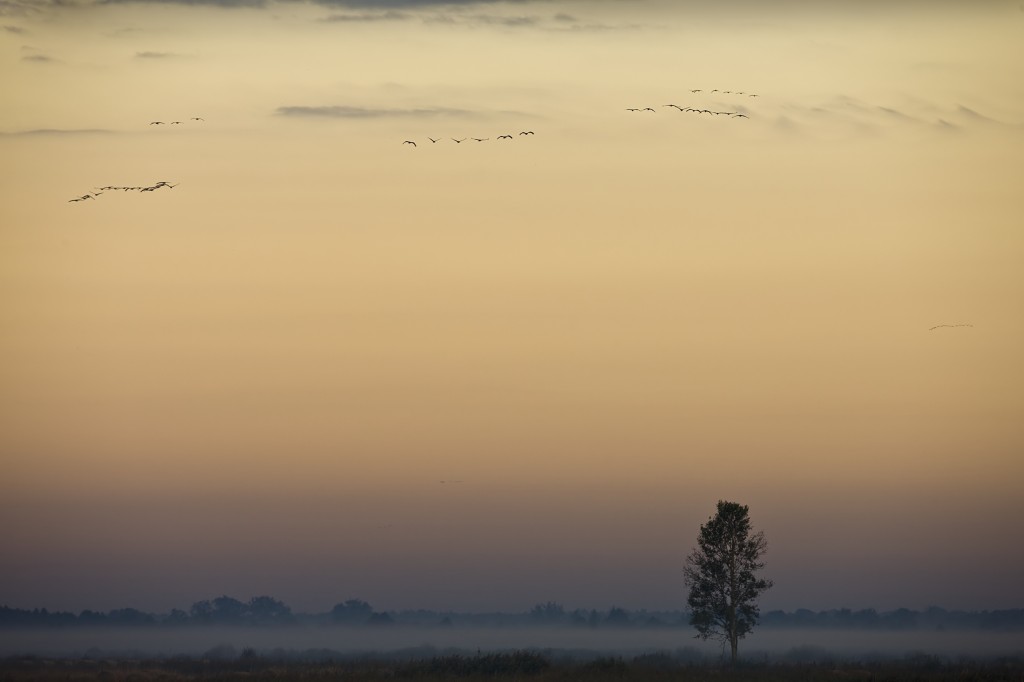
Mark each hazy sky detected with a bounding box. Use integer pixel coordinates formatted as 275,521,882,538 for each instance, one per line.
1,0,1022,615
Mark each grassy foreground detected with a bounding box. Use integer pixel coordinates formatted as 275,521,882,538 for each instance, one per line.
2,652,1023,682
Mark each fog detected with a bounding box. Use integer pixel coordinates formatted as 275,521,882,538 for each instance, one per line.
3,627,1021,662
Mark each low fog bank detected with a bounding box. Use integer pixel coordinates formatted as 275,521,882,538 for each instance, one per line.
2,626,1021,662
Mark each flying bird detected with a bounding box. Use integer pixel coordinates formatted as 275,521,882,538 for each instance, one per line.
731,113,749,118
519,131,534,135
428,137,440,143
929,324,973,331
191,117,204,121
403,140,417,147
149,121,164,125
452,138,466,143
497,134,513,139
471,137,488,142
690,89,702,93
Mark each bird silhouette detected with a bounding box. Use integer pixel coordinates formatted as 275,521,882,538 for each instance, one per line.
690,89,702,93
929,324,973,331
519,131,534,135
471,137,488,142
149,121,164,125
403,140,417,147
428,137,440,143
191,117,204,121
452,138,466,143
731,113,749,119
497,134,513,139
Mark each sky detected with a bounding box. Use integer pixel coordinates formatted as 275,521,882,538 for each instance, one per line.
1,0,1023,616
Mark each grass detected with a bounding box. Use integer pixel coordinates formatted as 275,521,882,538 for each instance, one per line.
2,652,1022,682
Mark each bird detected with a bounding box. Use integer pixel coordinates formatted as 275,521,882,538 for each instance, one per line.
403,140,417,147
642,107,655,112
170,121,183,125
497,134,513,139
690,89,702,93
664,104,684,110
731,114,749,119
428,137,440,143
149,121,164,125
929,324,973,331
519,131,534,135
748,94,759,98
191,117,204,121
452,138,466,143
626,108,641,111
471,137,488,142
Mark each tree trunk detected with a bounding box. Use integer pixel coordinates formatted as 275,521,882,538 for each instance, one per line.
730,635,738,664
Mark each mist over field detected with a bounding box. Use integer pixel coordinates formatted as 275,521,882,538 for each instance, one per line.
3,625,1022,662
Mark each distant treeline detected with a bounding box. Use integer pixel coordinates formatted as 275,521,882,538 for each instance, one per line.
1,598,1022,631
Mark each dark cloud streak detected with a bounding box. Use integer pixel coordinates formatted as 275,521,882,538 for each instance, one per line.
0,128,116,136
276,105,475,118
318,9,408,21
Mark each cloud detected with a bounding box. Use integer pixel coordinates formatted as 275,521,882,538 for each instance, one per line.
135,50,181,58
306,0,527,7
275,105,475,118
3,22,26,31
98,0,265,8
1,128,115,136
464,13,539,26
319,9,409,21
21,53,54,62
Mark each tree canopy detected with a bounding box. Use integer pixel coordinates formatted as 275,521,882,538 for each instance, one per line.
684,500,773,663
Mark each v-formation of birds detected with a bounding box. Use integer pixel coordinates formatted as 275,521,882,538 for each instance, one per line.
148,117,204,126
403,131,535,147
68,181,177,203
627,90,758,119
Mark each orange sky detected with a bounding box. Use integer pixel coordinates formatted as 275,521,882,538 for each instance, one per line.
1,0,1022,614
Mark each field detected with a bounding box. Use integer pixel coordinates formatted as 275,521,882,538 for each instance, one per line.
3,652,1023,682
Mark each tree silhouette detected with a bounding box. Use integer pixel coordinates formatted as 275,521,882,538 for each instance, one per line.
330,599,373,624
684,500,773,663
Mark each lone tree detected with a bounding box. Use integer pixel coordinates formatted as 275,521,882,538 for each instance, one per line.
684,500,773,663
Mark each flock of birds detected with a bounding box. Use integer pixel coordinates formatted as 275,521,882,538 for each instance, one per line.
627,90,759,119
403,131,535,147
628,106,748,118
67,117,200,202
148,117,204,125
68,181,177,202
64,99,974,333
